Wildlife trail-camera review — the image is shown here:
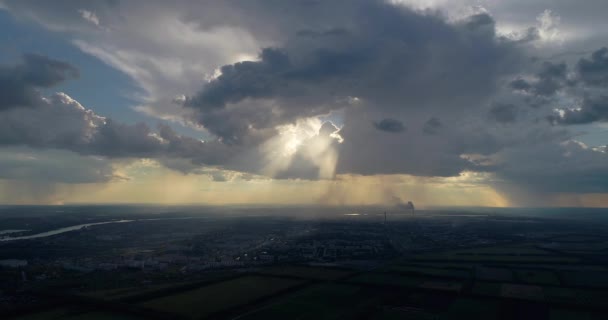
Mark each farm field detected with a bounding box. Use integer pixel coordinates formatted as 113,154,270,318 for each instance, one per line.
255,265,354,280
139,276,304,319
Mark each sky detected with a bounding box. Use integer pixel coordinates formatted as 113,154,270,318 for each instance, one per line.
0,0,607,207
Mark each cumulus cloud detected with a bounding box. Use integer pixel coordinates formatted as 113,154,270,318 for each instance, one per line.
374,118,406,133
0,54,78,110
578,47,608,86
488,103,518,123
78,9,100,27
182,5,524,142
551,96,608,125
535,48,608,125
422,117,442,135
535,9,562,44
2,0,608,199
0,55,236,174
509,61,571,98
176,3,534,180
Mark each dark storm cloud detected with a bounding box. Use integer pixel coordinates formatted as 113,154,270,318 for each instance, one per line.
422,117,442,135
509,61,569,97
551,95,608,124
0,56,236,171
489,103,518,123
187,48,290,110
534,62,569,96
495,141,608,193
4,0,608,195
178,1,547,180
509,78,532,91
578,47,608,86
0,91,239,170
530,49,608,125
0,54,78,110
184,3,524,146
296,28,350,38
374,118,405,133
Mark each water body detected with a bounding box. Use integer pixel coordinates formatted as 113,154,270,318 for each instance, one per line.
0,220,133,242
0,216,219,242
0,229,29,235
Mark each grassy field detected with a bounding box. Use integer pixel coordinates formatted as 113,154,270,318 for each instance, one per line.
239,284,370,320
347,272,424,288
11,307,142,320
443,298,500,319
410,244,580,264
412,253,578,263
387,265,470,279
81,271,236,301
430,244,552,255
419,281,462,293
500,283,544,301
11,308,75,320
472,282,503,297
515,269,560,286
255,265,354,280
475,266,513,281
550,235,604,242
138,275,304,319
58,311,142,320
370,307,437,320
560,270,608,288
548,307,605,320
82,282,191,301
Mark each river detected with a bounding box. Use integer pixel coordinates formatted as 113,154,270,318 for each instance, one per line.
0,220,133,241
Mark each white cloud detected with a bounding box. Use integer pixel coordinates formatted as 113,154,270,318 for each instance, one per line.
78,9,99,27
536,9,563,44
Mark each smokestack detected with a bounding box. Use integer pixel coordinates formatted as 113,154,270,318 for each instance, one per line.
406,201,415,214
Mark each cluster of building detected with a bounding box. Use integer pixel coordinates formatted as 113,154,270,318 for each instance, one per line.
0,215,520,283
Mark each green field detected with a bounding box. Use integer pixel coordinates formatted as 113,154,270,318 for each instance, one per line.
500,283,544,301
347,272,423,288
548,308,605,320
433,244,552,255
410,244,583,264
442,298,500,319
11,307,142,320
370,307,437,320
11,308,75,320
387,265,470,279
256,266,354,280
57,311,141,320
472,282,503,297
475,266,513,281
515,269,560,285
560,270,608,288
550,235,604,242
239,284,370,320
419,281,462,293
81,271,236,301
139,275,304,319
413,253,578,263
83,282,191,301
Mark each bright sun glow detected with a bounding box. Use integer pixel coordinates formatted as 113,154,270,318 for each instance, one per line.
259,117,341,179
283,137,302,156
276,118,322,157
